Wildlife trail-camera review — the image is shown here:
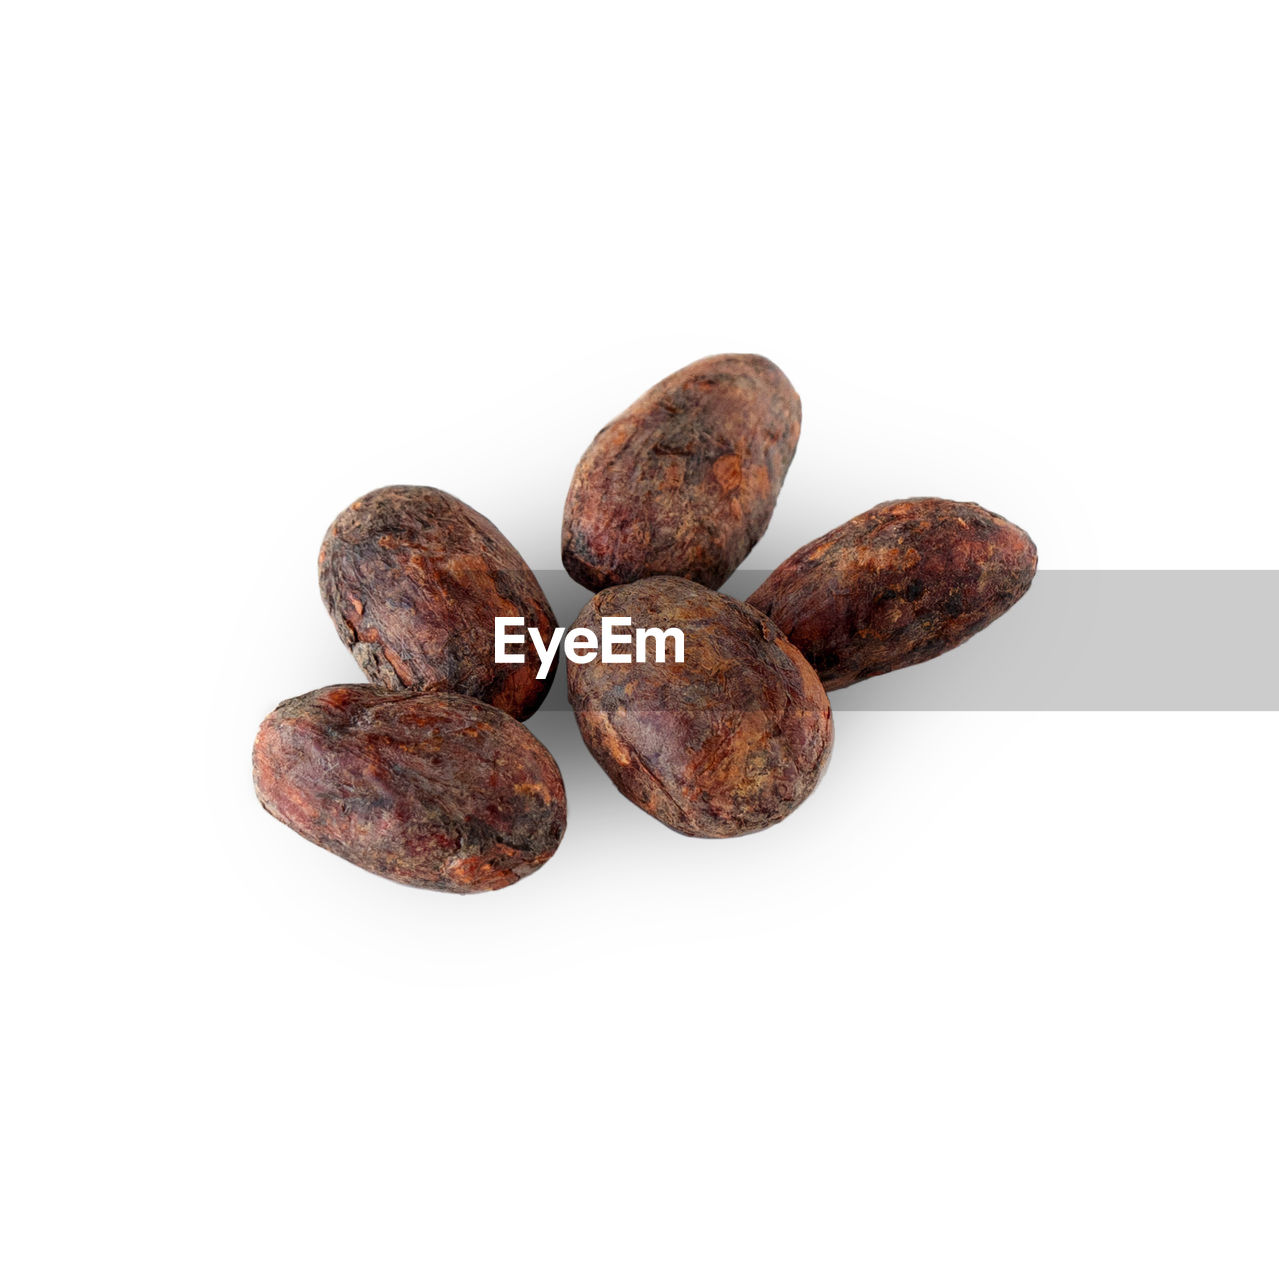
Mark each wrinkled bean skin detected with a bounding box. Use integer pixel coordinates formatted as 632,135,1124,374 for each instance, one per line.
252,686,567,893
319,485,556,720
566,577,833,838
562,354,801,591
747,498,1037,690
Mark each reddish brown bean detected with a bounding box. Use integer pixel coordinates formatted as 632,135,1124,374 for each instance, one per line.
319,485,556,720
562,354,801,591
747,498,1037,689
566,577,833,838
252,686,566,893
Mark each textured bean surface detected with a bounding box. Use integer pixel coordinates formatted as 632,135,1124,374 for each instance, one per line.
567,577,832,838
252,686,566,893
747,498,1037,690
562,354,801,591
320,485,556,720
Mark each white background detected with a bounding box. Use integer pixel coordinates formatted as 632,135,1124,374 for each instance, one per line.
3,3,1277,1277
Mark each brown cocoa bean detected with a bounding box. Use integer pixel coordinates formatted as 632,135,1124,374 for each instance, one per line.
566,577,832,838
562,354,801,591
319,485,556,720
747,498,1037,690
252,686,566,893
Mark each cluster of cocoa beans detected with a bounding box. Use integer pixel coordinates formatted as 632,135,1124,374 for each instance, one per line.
253,355,1037,894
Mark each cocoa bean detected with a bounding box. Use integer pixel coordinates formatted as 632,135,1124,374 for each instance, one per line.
747,497,1037,689
252,686,566,893
566,577,832,838
319,485,556,720
562,354,801,591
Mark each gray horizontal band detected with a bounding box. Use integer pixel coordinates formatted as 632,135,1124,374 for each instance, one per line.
529,570,1278,712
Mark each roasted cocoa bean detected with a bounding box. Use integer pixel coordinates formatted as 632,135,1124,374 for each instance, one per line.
319,485,556,720
252,686,566,893
747,497,1037,689
562,354,801,591
566,577,832,838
